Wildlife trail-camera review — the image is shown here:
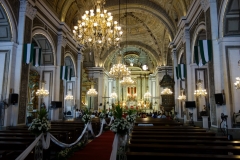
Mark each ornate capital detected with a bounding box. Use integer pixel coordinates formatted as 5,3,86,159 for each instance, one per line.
171,49,177,60
182,29,190,43
58,35,67,47
78,54,84,62
201,0,210,12
20,0,37,20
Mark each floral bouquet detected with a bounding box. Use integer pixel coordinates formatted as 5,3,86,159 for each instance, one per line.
110,117,130,136
28,108,51,136
82,114,92,124
126,114,136,123
110,105,130,136
99,112,106,119
108,110,113,117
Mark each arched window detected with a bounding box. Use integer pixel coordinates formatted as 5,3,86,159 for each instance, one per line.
65,56,75,77
0,4,11,42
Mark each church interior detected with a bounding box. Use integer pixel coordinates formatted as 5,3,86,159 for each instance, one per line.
0,0,240,159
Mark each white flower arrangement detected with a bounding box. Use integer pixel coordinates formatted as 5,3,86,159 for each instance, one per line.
126,114,136,123
99,112,106,119
110,117,130,136
82,114,92,124
28,108,51,136
108,111,113,117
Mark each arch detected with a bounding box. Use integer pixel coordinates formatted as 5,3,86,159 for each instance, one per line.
60,0,75,22
64,52,76,77
219,0,229,38
0,1,17,42
101,41,160,66
106,3,175,40
191,22,206,64
32,28,56,66
178,48,185,64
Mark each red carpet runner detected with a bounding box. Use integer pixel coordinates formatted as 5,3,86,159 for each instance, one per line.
69,131,114,160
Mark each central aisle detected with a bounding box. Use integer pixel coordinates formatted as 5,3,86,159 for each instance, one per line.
69,130,115,160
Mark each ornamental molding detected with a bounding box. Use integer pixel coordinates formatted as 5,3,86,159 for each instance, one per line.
201,0,210,12
182,29,190,43
20,0,37,20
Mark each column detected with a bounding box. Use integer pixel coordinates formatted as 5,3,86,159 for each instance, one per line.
183,28,197,121
171,48,178,113
76,52,83,109
16,0,37,125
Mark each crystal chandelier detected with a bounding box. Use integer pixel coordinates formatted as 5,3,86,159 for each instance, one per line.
110,87,117,99
120,76,134,86
178,89,186,101
194,79,207,97
144,89,151,99
36,81,49,98
161,88,173,95
73,0,123,51
65,89,74,101
87,84,98,97
109,54,131,79
234,77,240,89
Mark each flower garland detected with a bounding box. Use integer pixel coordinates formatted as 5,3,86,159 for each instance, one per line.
28,108,51,136
57,140,86,160
82,114,92,124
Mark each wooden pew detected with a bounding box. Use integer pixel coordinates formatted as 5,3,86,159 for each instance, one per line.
126,152,240,160
130,139,240,146
131,131,216,136
130,134,227,140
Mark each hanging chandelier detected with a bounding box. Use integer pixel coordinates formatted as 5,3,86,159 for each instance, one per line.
178,89,186,101
87,84,98,97
36,81,49,98
161,88,173,95
120,76,134,86
234,77,240,89
194,79,207,97
144,90,151,99
110,87,118,99
73,0,123,51
65,89,74,101
109,54,131,79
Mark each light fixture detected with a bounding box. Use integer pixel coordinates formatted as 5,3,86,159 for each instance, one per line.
73,1,123,51
142,64,148,71
120,76,134,86
178,89,186,101
234,77,240,89
36,81,49,98
144,88,151,100
109,54,131,79
110,87,117,99
87,84,98,97
130,62,133,66
161,88,173,95
65,89,74,101
194,79,207,97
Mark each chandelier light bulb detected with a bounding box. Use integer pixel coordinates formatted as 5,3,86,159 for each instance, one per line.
194,79,207,97
234,77,240,89
73,1,122,50
178,90,186,101
87,85,98,97
120,76,134,86
161,88,173,95
65,89,74,101
36,81,49,98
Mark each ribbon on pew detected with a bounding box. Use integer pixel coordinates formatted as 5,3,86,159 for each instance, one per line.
15,133,43,160
108,116,114,126
96,119,107,137
110,134,128,160
15,122,89,160
87,123,95,138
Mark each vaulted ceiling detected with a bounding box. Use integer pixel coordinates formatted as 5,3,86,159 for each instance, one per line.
43,0,193,71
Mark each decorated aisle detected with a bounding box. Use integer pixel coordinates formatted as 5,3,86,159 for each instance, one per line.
69,130,114,160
